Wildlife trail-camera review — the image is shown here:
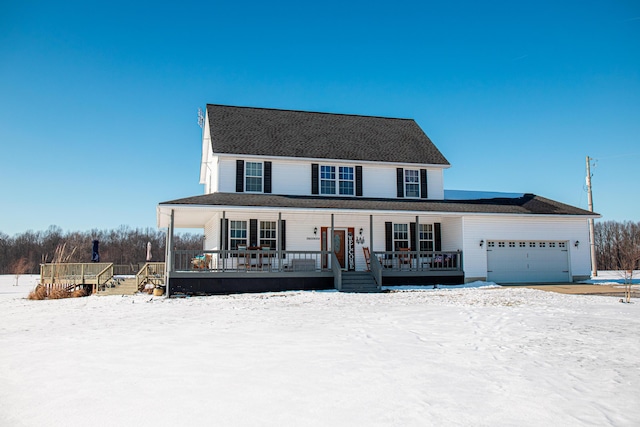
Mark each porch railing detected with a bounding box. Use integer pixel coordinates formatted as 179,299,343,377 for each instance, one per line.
371,250,463,272
173,249,334,273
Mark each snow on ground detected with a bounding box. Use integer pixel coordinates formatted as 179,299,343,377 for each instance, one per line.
581,270,640,286
1,275,639,426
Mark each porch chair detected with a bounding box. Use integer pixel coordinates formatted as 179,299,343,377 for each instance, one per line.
260,245,272,271
363,247,371,271
398,248,412,269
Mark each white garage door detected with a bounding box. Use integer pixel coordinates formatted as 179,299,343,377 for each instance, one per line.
487,241,570,283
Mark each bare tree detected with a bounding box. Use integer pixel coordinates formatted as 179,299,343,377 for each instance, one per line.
613,222,640,303
10,257,32,286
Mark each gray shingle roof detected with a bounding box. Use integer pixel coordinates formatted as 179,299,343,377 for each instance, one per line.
206,104,450,165
160,193,597,216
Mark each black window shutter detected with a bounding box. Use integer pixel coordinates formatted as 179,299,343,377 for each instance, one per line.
250,219,258,247
355,166,363,197
280,220,287,258
396,168,404,198
220,218,229,250
311,164,319,195
410,222,416,251
264,161,272,194
385,222,393,252
236,160,244,193
434,222,442,251
420,169,428,199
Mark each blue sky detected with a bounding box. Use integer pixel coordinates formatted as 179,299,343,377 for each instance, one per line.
1,0,639,236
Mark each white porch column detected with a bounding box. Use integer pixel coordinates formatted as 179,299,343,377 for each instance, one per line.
370,215,373,250
165,209,174,295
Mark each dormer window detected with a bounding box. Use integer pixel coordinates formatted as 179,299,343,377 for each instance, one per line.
245,162,263,192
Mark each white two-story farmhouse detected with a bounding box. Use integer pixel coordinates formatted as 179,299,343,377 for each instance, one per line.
157,104,597,295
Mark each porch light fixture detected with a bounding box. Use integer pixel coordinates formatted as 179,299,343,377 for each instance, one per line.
574,240,579,248
314,227,318,235
359,228,363,236
479,240,484,248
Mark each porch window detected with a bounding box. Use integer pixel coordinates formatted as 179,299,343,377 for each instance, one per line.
419,224,434,251
230,220,247,250
245,162,263,192
393,223,409,250
405,170,420,198
260,221,277,250
320,165,354,195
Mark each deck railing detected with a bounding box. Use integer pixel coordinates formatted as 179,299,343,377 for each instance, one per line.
40,262,113,284
173,249,334,273
371,250,463,272
136,262,166,290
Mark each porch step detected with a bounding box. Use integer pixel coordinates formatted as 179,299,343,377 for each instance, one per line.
96,278,138,296
340,271,380,293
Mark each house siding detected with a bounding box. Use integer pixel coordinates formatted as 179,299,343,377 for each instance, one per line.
215,155,445,199
461,216,591,281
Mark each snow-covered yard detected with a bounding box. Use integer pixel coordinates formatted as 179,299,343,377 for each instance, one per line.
0,275,638,426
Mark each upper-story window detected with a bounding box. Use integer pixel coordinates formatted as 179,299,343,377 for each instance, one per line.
320,165,354,195
405,169,420,198
245,162,263,192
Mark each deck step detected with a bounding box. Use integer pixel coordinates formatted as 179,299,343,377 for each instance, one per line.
340,272,380,293
96,278,138,296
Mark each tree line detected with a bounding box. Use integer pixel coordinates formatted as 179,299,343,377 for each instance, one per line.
594,220,640,271
0,225,204,274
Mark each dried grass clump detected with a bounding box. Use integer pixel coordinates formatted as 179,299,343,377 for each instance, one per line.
28,285,47,300
28,284,90,300
71,288,88,298
49,287,71,299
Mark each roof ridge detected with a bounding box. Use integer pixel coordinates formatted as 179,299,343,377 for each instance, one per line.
206,104,415,121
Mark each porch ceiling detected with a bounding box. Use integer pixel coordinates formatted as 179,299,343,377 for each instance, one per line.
157,206,216,228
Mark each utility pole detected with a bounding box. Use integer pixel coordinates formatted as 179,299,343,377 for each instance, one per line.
586,156,597,277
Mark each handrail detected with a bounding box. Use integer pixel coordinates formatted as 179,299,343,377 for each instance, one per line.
96,264,115,294
370,253,383,287
331,252,342,291
136,262,166,290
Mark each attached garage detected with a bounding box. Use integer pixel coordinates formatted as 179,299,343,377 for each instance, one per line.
486,240,570,283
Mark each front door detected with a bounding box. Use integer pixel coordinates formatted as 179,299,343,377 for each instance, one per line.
321,228,347,270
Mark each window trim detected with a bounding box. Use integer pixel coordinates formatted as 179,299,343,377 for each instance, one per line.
319,164,355,196
418,223,434,252
245,161,263,193
259,221,277,250
404,169,420,198
393,223,409,250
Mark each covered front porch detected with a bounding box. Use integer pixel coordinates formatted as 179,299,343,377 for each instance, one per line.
158,201,465,295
